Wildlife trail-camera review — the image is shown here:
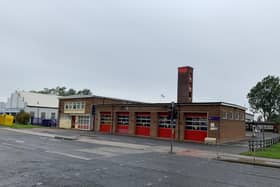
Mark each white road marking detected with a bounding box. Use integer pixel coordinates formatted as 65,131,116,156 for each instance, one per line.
15,140,24,143
78,147,150,158
78,138,150,150
3,128,55,138
2,142,37,151
46,151,92,161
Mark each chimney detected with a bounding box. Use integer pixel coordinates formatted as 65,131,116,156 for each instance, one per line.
177,66,193,103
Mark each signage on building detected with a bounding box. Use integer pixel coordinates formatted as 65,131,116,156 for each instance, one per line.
210,122,218,131
209,116,220,121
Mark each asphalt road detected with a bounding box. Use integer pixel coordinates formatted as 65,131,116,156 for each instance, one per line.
29,128,251,154
0,129,279,187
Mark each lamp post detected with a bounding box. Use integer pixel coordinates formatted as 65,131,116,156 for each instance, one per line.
37,101,39,125
170,101,175,154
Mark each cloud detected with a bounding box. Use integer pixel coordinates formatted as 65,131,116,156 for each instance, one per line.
0,0,279,107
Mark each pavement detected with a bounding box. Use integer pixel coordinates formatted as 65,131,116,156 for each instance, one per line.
217,154,280,168
0,127,280,186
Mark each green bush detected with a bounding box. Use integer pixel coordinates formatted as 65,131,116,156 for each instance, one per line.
16,110,30,125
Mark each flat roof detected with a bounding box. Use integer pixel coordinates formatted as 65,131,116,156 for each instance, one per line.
59,95,246,110
59,95,145,104
94,102,247,110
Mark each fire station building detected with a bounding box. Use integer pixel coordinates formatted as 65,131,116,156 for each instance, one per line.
58,66,246,143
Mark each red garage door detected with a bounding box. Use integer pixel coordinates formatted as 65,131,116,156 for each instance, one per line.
158,112,175,139
116,112,129,134
100,112,112,133
184,113,208,142
135,112,150,136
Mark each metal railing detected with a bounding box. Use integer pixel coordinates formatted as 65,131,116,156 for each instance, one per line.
249,136,280,152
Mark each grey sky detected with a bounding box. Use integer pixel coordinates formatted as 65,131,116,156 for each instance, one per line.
1,0,280,107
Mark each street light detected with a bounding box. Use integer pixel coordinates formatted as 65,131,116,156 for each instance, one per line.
37,101,39,125
169,101,175,154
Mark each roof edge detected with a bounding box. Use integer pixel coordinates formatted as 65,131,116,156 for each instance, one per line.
92,101,247,110
59,95,146,104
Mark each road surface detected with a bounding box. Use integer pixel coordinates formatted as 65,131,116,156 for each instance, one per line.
0,128,279,187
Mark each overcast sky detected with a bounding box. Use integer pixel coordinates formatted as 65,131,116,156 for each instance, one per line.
0,0,280,108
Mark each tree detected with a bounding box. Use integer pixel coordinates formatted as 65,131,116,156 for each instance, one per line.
16,110,30,125
270,113,280,123
30,87,92,96
77,89,92,96
67,88,77,96
247,75,280,122
56,86,67,96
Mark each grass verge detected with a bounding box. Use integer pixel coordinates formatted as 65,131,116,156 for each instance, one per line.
241,143,280,159
9,123,42,129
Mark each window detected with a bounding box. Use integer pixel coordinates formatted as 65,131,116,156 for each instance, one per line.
136,112,151,127
76,103,81,109
41,112,46,120
30,111,35,117
235,112,240,120
240,112,244,121
78,116,90,125
117,112,129,126
158,112,175,128
51,112,56,120
227,112,233,120
64,102,85,110
185,113,208,131
100,112,112,124
221,111,227,120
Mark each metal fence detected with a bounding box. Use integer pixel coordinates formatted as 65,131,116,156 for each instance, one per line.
249,136,280,152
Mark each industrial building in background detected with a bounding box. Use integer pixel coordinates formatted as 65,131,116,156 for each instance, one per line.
5,91,58,126
0,102,6,114
58,66,246,143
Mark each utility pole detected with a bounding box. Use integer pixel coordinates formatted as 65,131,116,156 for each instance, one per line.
170,101,175,154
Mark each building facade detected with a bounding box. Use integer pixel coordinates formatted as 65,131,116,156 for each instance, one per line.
58,66,246,143
58,96,141,131
0,102,6,114
5,91,58,125
58,98,245,143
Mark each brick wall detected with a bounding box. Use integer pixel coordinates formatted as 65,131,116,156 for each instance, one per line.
58,98,246,143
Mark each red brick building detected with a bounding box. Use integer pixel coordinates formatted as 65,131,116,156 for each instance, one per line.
58,66,246,143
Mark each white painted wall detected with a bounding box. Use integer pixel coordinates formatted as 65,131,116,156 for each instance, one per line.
59,114,71,129
5,91,58,120
25,107,58,119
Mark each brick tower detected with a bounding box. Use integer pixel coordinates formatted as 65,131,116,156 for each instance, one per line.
177,66,193,103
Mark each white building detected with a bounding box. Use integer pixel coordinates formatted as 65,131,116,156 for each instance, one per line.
0,102,6,114
245,112,254,122
5,91,58,124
